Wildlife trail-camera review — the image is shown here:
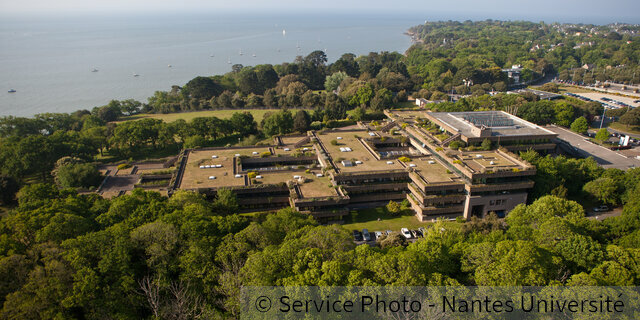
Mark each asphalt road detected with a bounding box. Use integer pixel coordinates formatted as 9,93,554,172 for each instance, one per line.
547,125,640,169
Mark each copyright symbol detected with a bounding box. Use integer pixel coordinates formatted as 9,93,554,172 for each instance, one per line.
255,296,271,312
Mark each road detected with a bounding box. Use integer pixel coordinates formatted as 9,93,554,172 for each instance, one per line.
546,125,640,169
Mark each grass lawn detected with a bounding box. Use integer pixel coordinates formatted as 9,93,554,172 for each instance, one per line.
392,101,417,109
609,122,640,135
342,207,461,232
557,85,593,94
121,109,309,123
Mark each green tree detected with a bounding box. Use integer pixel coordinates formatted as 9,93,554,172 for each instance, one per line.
570,116,589,134
54,163,103,189
184,76,222,100
595,128,610,142
619,109,640,126
481,138,492,150
214,188,239,214
262,110,293,136
293,110,311,133
583,177,621,206
324,72,348,92
385,200,402,216
230,112,257,136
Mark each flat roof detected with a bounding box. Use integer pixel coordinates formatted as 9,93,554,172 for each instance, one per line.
297,174,338,198
180,148,271,189
316,131,405,173
279,135,309,145
426,111,557,138
454,151,522,173
407,157,463,184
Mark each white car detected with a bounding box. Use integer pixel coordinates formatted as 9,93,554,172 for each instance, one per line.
400,228,412,239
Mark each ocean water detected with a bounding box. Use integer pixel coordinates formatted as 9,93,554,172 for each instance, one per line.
0,13,420,117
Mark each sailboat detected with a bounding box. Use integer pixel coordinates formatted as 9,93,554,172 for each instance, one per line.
252,53,256,58
227,58,232,64
91,67,98,72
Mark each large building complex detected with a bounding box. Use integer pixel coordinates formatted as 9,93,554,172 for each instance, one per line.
171,110,554,223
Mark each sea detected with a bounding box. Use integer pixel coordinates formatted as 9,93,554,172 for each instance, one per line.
0,13,422,117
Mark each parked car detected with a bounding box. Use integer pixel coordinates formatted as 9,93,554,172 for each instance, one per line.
414,229,423,238
385,230,393,236
418,227,427,235
362,229,371,241
374,231,383,240
593,205,610,212
401,228,412,239
353,230,363,241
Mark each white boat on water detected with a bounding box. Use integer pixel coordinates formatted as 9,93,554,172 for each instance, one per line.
227,58,231,64
210,54,214,57
239,49,243,56
168,64,172,68
282,29,286,36
8,89,16,93
91,68,98,72
133,73,140,77
252,53,256,57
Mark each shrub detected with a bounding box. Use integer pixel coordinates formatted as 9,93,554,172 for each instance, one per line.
386,200,402,216
247,171,257,179
117,163,131,170
260,151,271,158
330,139,339,146
453,160,462,164
481,139,492,150
449,140,466,150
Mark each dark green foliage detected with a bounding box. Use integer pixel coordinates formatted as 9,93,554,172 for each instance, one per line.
293,110,311,133
0,175,19,205
213,188,239,214
570,116,589,134
54,163,102,189
183,76,223,100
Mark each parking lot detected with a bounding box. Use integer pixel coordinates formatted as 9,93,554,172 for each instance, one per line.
567,92,640,109
352,227,431,245
547,125,640,169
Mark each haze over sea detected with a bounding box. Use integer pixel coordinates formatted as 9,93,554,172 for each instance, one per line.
0,13,421,117
1,11,637,117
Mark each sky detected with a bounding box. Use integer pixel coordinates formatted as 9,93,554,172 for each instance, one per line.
1,0,639,24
